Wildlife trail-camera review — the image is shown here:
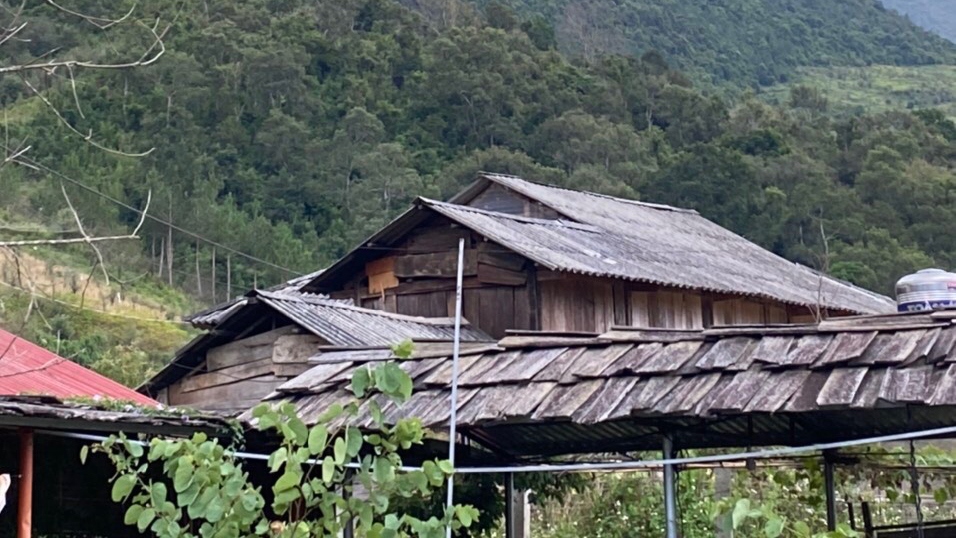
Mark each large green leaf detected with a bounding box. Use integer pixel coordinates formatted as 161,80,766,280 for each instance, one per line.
308,425,329,455
274,471,300,493
111,474,136,502
732,498,752,529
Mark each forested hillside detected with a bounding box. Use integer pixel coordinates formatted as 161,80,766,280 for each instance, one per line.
882,0,956,43
466,0,956,86
3,0,956,384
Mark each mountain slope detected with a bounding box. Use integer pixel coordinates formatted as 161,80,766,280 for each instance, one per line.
3,0,956,380
882,0,956,43
475,0,956,86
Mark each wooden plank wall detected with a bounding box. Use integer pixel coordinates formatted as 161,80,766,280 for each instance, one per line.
539,276,614,332
540,274,819,332
333,217,536,338
467,183,561,219
631,290,704,329
167,328,323,412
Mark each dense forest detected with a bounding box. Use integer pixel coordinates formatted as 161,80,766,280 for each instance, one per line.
2,0,956,383
467,0,956,86
882,0,956,43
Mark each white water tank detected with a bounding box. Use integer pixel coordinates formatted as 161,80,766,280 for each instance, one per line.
895,268,956,312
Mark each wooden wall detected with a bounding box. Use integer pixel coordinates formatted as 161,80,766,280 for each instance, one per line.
538,273,831,332
539,276,614,332
163,326,322,412
327,216,536,338
468,183,561,219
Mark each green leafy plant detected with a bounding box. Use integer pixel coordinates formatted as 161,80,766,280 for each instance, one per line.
85,358,479,537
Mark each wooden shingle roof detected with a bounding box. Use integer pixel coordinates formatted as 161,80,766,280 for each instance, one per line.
258,311,956,458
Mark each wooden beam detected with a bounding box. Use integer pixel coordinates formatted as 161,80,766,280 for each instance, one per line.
17,428,32,538
393,250,478,279
477,263,526,286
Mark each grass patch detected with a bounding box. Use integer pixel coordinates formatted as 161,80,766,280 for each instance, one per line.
760,64,956,119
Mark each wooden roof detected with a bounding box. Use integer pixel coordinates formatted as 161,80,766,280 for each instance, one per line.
186,269,327,329
255,290,491,347
306,173,894,315
256,311,956,458
0,395,229,436
142,290,491,394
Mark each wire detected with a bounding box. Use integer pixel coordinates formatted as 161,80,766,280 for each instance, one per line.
2,148,304,276
0,357,67,379
0,278,191,325
0,335,18,364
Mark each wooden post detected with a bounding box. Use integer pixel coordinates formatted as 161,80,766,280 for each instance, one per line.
861,502,874,537
824,450,837,532
342,471,354,538
158,237,165,279
226,254,232,299
211,247,217,303
17,428,33,538
195,241,203,296
847,502,856,530
504,473,516,538
166,196,173,286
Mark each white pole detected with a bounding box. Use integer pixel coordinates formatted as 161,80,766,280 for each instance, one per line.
445,238,465,537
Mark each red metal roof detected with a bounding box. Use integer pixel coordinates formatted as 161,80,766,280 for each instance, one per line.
0,328,157,406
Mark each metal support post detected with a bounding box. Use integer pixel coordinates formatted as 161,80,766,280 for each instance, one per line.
824,450,837,532
663,436,678,538
17,429,33,538
504,473,516,538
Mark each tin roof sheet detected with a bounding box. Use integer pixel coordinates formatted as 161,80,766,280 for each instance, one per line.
0,329,157,405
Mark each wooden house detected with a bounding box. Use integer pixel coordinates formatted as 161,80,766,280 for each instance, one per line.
303,173,894,337
141,290,491,411
144,172,894,412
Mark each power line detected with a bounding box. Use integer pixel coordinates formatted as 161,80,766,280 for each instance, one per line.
3,148,304,276
0,278,191,325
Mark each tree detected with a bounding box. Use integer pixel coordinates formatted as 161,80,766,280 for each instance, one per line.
0,1,169,158
86,358,479,537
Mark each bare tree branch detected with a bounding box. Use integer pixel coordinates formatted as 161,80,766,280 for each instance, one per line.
0,235,142,247
131,189,151,236
44,0,136,30
0,188,151,249
0,21,26,48
2,144,31,167
0,18,168,74
66,64,84,118
60,184,111,285
0,3,168,156
20,78,155,157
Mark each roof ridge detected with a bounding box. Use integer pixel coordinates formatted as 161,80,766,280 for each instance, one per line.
420,197,602,232
478,172,699,215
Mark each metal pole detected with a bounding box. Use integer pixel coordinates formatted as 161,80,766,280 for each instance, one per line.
40,422,956,476
445,238,465,538
504,473,516,538
663,436,678,538
17,428,33,538
824,450,836,532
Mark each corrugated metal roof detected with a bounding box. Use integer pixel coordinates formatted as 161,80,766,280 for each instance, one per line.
307,173,893,314
141,290,492,395
425,185,893,314
254,310,956,457
186,269,330,329
0,329,157,405
256,290,491,347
